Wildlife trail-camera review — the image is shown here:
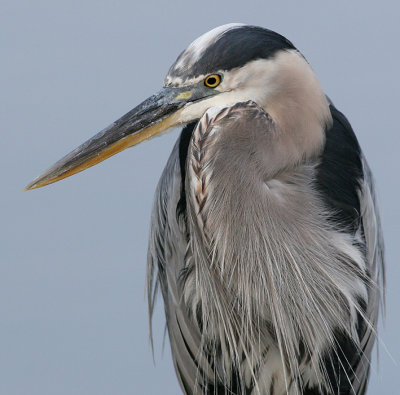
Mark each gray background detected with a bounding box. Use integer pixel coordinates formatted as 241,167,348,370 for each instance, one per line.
1,1,399,394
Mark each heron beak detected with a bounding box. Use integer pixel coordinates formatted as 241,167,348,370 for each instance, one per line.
25,86,212,190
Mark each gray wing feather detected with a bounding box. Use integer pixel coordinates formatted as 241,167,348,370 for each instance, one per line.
353,157,385,394
147,137,211,394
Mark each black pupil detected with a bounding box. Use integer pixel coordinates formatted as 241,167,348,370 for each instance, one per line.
207,77,217,86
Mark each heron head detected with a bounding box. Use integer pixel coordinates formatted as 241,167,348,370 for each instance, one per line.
26,24,329,190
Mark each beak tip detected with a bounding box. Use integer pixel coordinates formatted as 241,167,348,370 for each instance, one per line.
24,181,37,191
25,176,46,191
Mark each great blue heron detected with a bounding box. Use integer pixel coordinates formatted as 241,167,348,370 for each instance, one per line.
26,24,384,394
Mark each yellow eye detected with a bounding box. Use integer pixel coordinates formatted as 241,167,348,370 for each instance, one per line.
204,74,221,88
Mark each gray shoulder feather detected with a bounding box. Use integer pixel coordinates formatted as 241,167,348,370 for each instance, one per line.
352,157,385,394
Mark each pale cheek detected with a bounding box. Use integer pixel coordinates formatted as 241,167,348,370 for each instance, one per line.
178,92,241,123
218,74,241,91
219,77,274,112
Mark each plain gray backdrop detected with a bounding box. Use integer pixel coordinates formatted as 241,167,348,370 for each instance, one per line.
1,1,399,394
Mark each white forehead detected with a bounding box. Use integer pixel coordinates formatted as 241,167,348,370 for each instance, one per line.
187,23,245,57
170,23,245,75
